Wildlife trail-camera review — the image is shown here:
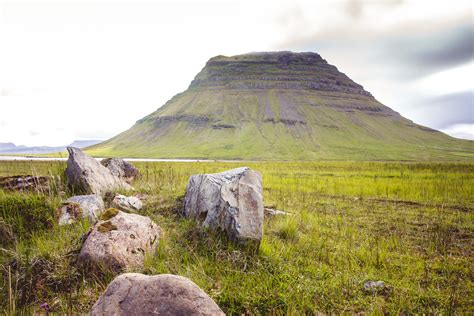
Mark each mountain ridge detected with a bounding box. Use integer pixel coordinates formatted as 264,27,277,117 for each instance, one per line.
0,140,102,155
87,51,473,161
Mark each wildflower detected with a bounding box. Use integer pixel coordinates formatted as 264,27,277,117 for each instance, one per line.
40,302,50,314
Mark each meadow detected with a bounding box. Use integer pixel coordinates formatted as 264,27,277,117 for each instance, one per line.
0,160,473,314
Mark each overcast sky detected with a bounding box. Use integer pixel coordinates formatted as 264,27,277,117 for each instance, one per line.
0,0,472,146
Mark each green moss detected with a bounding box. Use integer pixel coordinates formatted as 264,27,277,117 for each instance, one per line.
100,208,119,221
97,221,117,233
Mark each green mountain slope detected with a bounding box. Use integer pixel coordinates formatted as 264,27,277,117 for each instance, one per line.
87,52,474,160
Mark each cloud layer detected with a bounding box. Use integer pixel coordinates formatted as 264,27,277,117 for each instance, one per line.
0,0,472,145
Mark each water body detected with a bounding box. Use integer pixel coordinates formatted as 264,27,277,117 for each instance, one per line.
0,155,215,162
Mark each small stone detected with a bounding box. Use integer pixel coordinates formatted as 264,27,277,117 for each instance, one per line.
364,280,386,292
264,207,293,216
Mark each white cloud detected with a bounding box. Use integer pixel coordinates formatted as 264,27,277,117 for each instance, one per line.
0,0,472,145
415,62,474,96
441,123,474,140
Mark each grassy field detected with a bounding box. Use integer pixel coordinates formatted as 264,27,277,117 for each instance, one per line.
0,160,473,314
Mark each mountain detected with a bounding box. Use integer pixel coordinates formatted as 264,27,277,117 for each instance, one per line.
87,51,474,160
0,143,18,151
0,140,102,155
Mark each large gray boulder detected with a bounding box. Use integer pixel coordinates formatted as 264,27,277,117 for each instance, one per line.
91,273,224,316
65,147,131,196
78,210,160,271
58,195,105,225
183,167,264,245
101,158,139,183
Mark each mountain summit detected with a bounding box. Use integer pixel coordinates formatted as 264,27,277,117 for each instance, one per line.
88,51,473,160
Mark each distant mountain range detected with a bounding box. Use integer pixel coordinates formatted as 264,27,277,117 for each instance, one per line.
87,51,473,160
0,140,102,155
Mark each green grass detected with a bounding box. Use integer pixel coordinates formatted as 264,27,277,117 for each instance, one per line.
0,161,473,314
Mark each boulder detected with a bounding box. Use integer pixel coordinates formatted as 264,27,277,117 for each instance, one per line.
112,194,143,212
91,273,224,316
58,195,105,225
65,147,131,196
78,210,160,271
101,158,139,183
183,167,263,245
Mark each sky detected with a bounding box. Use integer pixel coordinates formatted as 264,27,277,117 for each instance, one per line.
0,0,473,146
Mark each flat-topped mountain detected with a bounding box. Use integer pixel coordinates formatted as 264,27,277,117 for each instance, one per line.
88,51,473,160
190,52,372,96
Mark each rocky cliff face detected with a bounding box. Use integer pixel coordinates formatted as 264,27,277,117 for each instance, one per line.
190,52,372,96
87,51,473,161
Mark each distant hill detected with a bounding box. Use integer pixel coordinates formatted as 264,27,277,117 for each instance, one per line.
68,140,103,148
0,140,102,155
87,51,473,161
0,143,18,151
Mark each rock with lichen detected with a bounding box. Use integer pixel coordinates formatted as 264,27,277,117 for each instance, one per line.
91,273,224,315
58,195,105,225
78,210,160,271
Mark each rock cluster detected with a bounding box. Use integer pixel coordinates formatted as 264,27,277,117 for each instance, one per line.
184,167,264,245
65,147,131,196
60,149,143,226
60,153,265,314
91,273,224,315
62,148,155,272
